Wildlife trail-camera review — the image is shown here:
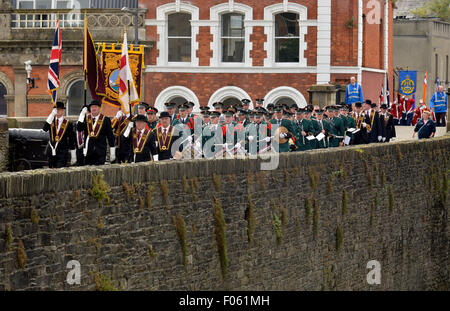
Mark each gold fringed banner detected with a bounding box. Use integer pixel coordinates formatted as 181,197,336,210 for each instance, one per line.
98,43,144,108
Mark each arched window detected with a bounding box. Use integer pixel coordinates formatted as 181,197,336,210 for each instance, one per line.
168,13,192,63
275,12,300,63
66,80,92,116
274,97,297,108
221,13,245,63
222,97,242,109
0,83,7,116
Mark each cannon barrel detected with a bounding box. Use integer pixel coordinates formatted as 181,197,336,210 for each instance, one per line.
9,128,50,141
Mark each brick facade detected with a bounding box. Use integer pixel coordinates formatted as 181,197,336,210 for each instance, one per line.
0,0,394,116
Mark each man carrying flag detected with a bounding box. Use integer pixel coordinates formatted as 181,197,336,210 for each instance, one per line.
77,17,115,166
43,20,77,168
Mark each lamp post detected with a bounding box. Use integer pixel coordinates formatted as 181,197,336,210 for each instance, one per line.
121,7,146,46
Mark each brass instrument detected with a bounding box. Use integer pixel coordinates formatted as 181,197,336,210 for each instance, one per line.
274,126,289,144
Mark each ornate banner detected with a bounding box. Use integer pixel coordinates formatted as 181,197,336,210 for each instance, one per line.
398,70,417,96
99,43,144,108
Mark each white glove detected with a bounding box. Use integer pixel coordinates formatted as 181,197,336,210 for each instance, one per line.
280,133,287,139
362,122,367,128
264,137,271,143
195,141,201,149
153,154,159,162
187,136,193,143
46,108,57,124
235,143,241,149
70,150,77,165
78,107,88,123
248,136,254,142
378,136,382,142
110,147,116,163
382,137,386,142
123,122,134,138
115,110,123,120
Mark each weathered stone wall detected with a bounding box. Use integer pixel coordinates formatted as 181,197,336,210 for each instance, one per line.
0,137,448,291
0,118,8,172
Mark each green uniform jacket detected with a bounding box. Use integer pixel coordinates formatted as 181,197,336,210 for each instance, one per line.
270,118,295,153
329,117,345,147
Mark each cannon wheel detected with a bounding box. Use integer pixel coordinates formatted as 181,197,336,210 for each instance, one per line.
14,158,32,171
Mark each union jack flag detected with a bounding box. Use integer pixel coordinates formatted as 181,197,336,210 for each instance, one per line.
47,19,61,106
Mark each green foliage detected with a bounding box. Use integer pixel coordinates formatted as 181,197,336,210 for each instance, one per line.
327,180,333,194
336,226,343,251
173,214,188,271
345,16,354,28
160,180,169,204
30,208,40,224
246,197,255,244
17,239,26,269
213,197,228,279
396,145,403,161
342,190,348,215
148,243,156,259
410,0,449,22
308,169,319,190
280,206,288,228
4,224,13,251
381,170,386,186
273,213,283,245
212,174,222,192
90,174,110,204
94,273,118,291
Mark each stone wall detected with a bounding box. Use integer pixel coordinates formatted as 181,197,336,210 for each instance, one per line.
0,118,8,172
0,137,448,290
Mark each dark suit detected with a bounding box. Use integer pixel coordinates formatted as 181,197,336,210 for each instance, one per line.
124,128,153,163
365,109,382,143
380,112,395,142
42,118,76,168
77,114,115,165
149,126,182,161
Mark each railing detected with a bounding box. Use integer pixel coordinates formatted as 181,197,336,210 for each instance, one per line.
10,9,146,29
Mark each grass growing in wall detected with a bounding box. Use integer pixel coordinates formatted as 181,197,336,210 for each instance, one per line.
94,273,118,291
17,239,26,269
212,174,222,192
97,216,104,229
305,197,312,220
396,145,403,161
227,174,237,186
30,208,39,224
148,244,156,259
308,169,318,190
89,174,110,204
213,197,228,279
4,224,13,251
381,170,386,186
313,199,319,239
283,169,290,186
246,197,255,244
336,226,343,252
122,182,135,200
181,176,189,193
388,185,394,213
160,180,169,205
272,213,283,245
191,223,197,236
342,190,348,216
173,214,188,271
327,179,333,194
146,183,155,209
280,206,288,228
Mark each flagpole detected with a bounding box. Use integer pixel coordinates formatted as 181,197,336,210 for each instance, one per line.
128,80,132,116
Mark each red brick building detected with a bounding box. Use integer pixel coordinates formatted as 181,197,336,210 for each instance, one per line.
143,0,394,112
0,0,393,117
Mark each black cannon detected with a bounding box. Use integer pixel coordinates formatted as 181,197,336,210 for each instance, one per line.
9,128,50,171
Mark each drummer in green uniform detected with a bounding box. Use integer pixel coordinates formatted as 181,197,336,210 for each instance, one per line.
270,105,295,153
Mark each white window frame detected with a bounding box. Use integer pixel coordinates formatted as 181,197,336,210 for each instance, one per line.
264,3,308,68
156,3,199,67
154,86,200,113
208,86,252,109
264,86,307,108
16,0,90,9
210,3,253,67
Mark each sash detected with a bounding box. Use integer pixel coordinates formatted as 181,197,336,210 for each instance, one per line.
132,128,150,154
49,118,69,156
87,114,105,139
367,110,376,132
116,116,131,136
157,126,174,151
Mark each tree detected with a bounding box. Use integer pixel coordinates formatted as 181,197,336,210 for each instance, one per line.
410,0,450,22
